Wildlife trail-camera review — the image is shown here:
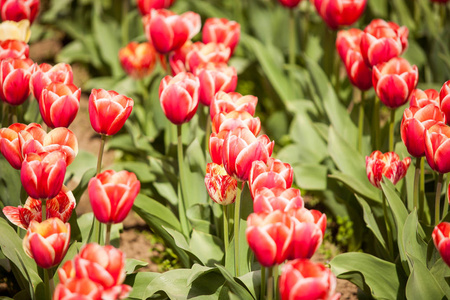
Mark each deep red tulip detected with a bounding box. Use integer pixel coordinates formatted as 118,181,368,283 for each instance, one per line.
277,0,303,8
360,19,409,67
336,28,362,61
433,222,450,267
137,0,175,15
0,0,40,24
222,126,274,181
279,259,341,300
202,18,240,54
88,170,140,224
204,162,237,205
21,151,66,200
425,123,450,174
169,41,194,75
253,187,304,213
343,48,372,90
196,63,237,106
159,72,199,124
0,58,34,105
119,41,157,79
53,277,103,300
439,80,450,124
401,89,444,157
186,42,230,74
3,186,75,229
288,208,327,259
246,210,294,267
212,110,261,136
372,57,418,109
23,218,70,269
39,82,81,129
365,150,411,188
143,9,201,54
0,39,28,59
210,91,257,121
249,157,293,198
313,0,366,30
88,89,134,136
30,62,73,102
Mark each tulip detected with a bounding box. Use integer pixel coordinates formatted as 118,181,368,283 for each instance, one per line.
3,186,75,229
433,222,450,267
119,41,157,79
277,0,303,8
0,39,28,59
253,187,304,213
21,151,67,200
365,150,411,188
0,19,30,42
1,0,40,24
279,259,341,300
401,89,444,157
23,218,70,269
336,28,362,61
425,123,450,174
169,41,194,75
288,208,327,259
222,126,274,181
53,277,103,300
212,110,261,136
88,89,134,136
210,91,257,121
30,62,73,102
159,72,199,124
196,63,237,106
0,58,34,105
185,42,231,74
246,210,293,267
360,19,409,67
248,158,293,198
343,48,372,90
88,170,140,224
372,57,418,109
143,9,201,54
137,0,175,15
204,162,237,205
313,0,366,30
202,18,240,54
439,80,450,124
39,82,81,128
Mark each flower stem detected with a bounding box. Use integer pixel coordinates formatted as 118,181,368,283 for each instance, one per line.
44,267,54,300
96,134,106,175
444,174,450,219
419,157,425,221
267,266,274,300
389,109,396,152
358,90,365,153
261,267,266,299
205,115,211,160
288,9,296,85
105,223,112,246
41,199,46,222
435,173,444,225
223,205,229,262
139,79,149,107
373,96,380,150
273,265,279,300
234,181,244,277
413,157,420,211
177,125,190,237
382,194,393,259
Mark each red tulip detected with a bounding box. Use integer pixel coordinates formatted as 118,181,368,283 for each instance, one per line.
246,210,294,267
39,82,81,129
277,0,303,8
119,41,157,79
204,162,237,205
222,126,274,181
439,80,450,124
3,186,75,229
425,122,450,174
53,277,103,300
210,91,257,121
196,63,237,106
313,0,366,30
212,111,261,136
88,89,134,136
186,42,231,74
0,58,34,105
253,187,304,213
202,18,240,54
372,57,418,109
88,170,140,224
248,157,293,198
0,0,40,24
30,62,73,102
360,19,409,67
336,28,362,61
365,150,411,188
21,151,66,200
137,0,175,15
401,89,444,157
279,259,341,300
143,9,201,54
169,41,194,75
0,39,28,59
159,72,199,124
433,222,450,267
288,208,326,259
23,218,70,269
343,48,372,90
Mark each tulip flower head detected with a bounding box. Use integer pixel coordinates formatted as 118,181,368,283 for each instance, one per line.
336,28,363,61
30,62,73,102
202,18,240,54
313,0,367,30
277,0,303,8
1,0,40,24
253,187,304,213
0,39,28,59
53,277,103,300
0,19,30,42
23,218,70,269
425,122,450,174
0,57,34,106
196,62,237,106
210,91,258,121
212,110,261,136
205,162,237,205
343,48,372,90
439,80,450,124
88,89,134,136
119,41,157,79
169,41,194,75
433,222,450,267
185,42,231,74
365,150,411,188
137,0,176,15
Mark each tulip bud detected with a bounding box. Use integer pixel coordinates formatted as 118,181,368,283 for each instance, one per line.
0,0,40,24
0,39,28,60
137,0,176,15
202,18,240,54
0,57,34,106
0,122,34,169
365,150,411,188
425,123,450,174
210,91,257,121
253,187,304,213
196,63,237,106
249,158,293,199
432,222,450,267
205,162,237,205
343,48,372,91
23,218,70,269
119,41,157,79
313,0,366,30
30,62,73,102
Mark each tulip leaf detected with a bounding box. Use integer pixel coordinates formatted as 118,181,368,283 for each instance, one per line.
124,272,159,300
330,252,406,299
402,210,427,272
65,150,96,184
185,138,206,176
0,157,21,208
430,258,450,298
236,271,261,300
215,264,255,300
125,258,149,274
110,161,156,183
71,168,96,204
187,204,215,234
329,172,380,203
190,230,224,267
163,225,202,265
293,163,327,191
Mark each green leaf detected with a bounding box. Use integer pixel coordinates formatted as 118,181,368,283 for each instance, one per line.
190,230,224,267
185,138,206,176
215,264,255,300
0,157,21,207
125,258,149,274
355,194,387,252
71,168,96,204
293,163,327,190
402,210,427,272
329,172,380,203
110,161,156,183
330,252,405,299
65,150,96,183
186,204,214,234
406,254,445,300
124,272,159,299
430,258,450,298
236,271,261,300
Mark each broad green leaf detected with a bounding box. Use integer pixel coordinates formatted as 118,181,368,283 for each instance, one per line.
56,40,92,64
125,258,149,274
186,139,206,176
110,161,156,183
124,272,159,300
190,230,224,267
236,271,261,300
329,172,380,203
355,195,387,252
215,264,255,300
187,204,215,234
71,168,96,204
163,226,201,264
0,157,21,207
406,254,445,300
293,163,327,190
187,264,218,286
430,258,450,298
290,114,327,164
402,210,427,272
65,150,96,183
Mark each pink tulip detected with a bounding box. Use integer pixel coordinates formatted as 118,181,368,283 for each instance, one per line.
439,80,450,124
202,18,240,54
336,28,362,61
196,63,237,106
30,62,73,102
0,39,28,59
119,41,157,79
185,42,231,74
210,91,257,121
0,57,34,105
212,111,261,136
365,150,411,188
425,122,450,174
313,0,366,30
343,48,372,90
137,0,175,15
248,157,293,198
53,277,103,300
204,162,237,205
253,187,304,213
433,222,450,267
0,0,40,24
168,41,194,75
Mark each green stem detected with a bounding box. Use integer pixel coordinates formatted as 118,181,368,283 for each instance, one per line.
121,0,129,45
373,97,380,150
205,116,211,161
382,194,394,259
267,266,274,300
444,174,450,218
234,182,244,277
389,109,396,152
358,90,365,153
96,135,106,175
47,268,54,299
413,157,420,212
41,199,46,222
139,79,149,107
177,125,190,236
105,223,112,246
288,9,296,85
419,157,425,222
223,205,229,261
435,173,444,225
261,267,266,300
273,265,279,300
